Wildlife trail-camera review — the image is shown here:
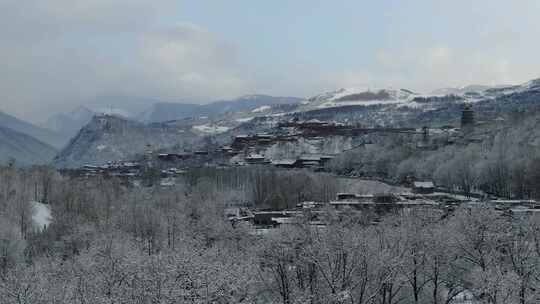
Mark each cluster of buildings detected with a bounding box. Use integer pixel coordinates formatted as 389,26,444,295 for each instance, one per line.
240,153,335,170
225,177,540,235
224,187,471,233
76,161,141,178
231,133,289,151
492,199,540,215
225,120,419,170
68,159,187,186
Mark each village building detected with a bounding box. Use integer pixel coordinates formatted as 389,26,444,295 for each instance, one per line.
271,159,297,169
336,193,375,202
252,211,302,227
461,104,475,129
245,154,268,165
413,181,435,194
157,153,192,162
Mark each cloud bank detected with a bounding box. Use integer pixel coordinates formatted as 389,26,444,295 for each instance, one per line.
1,0,540,122
0,1,250,121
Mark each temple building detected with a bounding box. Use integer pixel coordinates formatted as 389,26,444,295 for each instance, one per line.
461,104,475,129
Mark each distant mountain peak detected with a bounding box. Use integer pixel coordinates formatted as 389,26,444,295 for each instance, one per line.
92,107,134,118
69,106,94,120
238,94,267,100
41,106,96,142
138,95,302,123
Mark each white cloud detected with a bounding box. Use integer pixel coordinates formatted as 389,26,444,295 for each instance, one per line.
370,44,540,92
425,47,452,70
134,24,249,100
1,0,540,122
0,2,250,121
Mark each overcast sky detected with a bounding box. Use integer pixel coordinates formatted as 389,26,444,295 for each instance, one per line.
1,0,540,122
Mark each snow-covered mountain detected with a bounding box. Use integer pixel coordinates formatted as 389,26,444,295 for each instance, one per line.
53,76,540,168
299,78,540,113
43,104,140,145
0,125,58,165
429,81,540,101
231,77,540,132
53,114,206,168
300,88,419,110
137,102,203,123
431,85,493,96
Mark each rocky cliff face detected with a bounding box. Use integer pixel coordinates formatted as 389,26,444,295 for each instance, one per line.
53,115,204,168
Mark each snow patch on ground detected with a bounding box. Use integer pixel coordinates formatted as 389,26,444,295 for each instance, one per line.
236,117,254,123
192,124,230,134
303,87,419,110
160,178,176,187
31,201,52,230
252,105,271,113
96,145,107,151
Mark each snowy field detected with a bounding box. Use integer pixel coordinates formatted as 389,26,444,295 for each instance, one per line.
192,124,230,134
338,178,410,194
31,201,52,231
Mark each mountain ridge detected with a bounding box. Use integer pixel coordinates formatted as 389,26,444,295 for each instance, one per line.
138,94,302,123
53,114,206,168
0,125,58,165
0,110,67,149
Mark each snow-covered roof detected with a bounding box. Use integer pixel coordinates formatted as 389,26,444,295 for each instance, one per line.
330,201,372,205
320,154,335,159
192,124,230,134
272,159,297,165
337,193,374,198
299,155,322,161
271,217,298,224
491,200,536,204
414,181,435,188
511,208,540,213
246,154,265,160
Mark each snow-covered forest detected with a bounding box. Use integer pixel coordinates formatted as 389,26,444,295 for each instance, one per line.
1,166,540,304
329,112,540,200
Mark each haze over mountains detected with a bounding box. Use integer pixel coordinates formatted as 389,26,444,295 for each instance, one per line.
136,95,302,122
0,111,66,149
41,106,95,140
52,115,204,168
2,77,540,167
0,126,57,165
53,77,540,168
